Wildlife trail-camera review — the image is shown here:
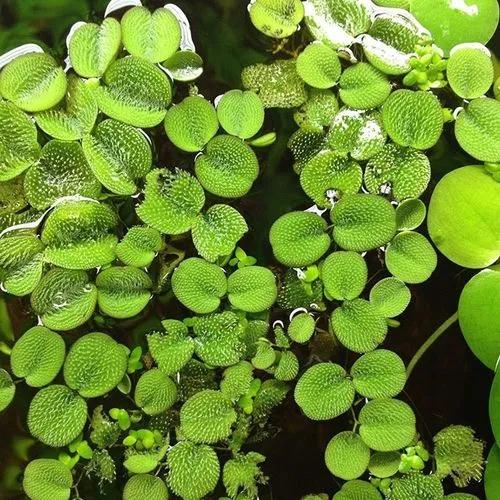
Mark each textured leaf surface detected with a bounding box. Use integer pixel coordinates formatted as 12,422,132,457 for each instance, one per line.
332,480,382,500
249,0,304,38
115,226,162,268
23,459,73,500
390,472,444,500
297,42,341,89
325,431,370,480
227,266,277,312
288,313,316,343
135,368,177,415
369,277,411,318
321,251,367,301
396,198,427,231
0,369,15,412
294,89,338,132
123,474,168,500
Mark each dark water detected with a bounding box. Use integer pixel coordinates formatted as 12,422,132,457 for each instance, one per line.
0,0,497,498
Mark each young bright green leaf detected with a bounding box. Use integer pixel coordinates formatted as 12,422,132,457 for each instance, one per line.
192,204,248,262
121,6,181,63
180,389,237,443
0,101,41,181
275,350,299,381
0,53,67,112
296,42,341,89
116,226,163,268
252,340,276,370
134,368,177,415
294,88,339,132
0,369,15,412
167,441,220,500
162,50,203,82
385,231,437,284
35,75,98,141
339,62,391,110
321,251,367,301
82,119,152,195
294,363,355,420
64,332,127,398
368,451,401,478
325,431,370,480
390,472,444,499
123,474,168,500
194,135,259,198
220,361,253,400
11,326,65,387
31,268,97,331
351,349,406,398
428,166,500,268
396,199,427,231
331,194,397,252
227,266,277,312
136,168,205,235
359,398,416,451
96,266,152,319
382,89,443,150
454,98,500,163
288,313,315,344
288,128,325,174
23,459,73,500
369,277,411,318
490,369,500,447
216,90,264,139
27,384,87,447
241,59,307,108
41,201,118,270
172,257,227,314
485,445,500,499
222,451,265,499
95,56,172,128
24,140,101,210
458,268,500,370
300,151,362,207
164,95,218,152
333,480,382,500
68,18,121,78
270,211,330,267
364,144,431,202
447,44,494,99
0,234,44,296
330,299,388,353
249,0,304,38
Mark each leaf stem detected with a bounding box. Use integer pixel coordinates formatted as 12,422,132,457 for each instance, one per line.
406,311,459,379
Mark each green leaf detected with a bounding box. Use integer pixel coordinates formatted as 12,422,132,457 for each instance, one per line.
223,452,265,499
96,266,152,319
0,53,67,112
358,398,416,451
95,56,172,128
325,431,370,480
162,50,203,82
11,326,65,387
294,362,355,420
331,194,397,252
300,151,362,207
275,350,299,381
428,166,500,269
167,441,220,500
0,176,26,215
23,459,73,500
332,480,382,500
134,368,177,415
270,211,331,267
116,226,163,268
294,88,339,132
137,168,205,235
31,268,97,331
485,445,500,499
82,119,152,195
64,332,127,398
368,451,401,478
330,299,387,353
382,90,443,150
297,42,341,89
369,277,411,318
364,144,431,202
164,95,218,152
24,140,101,210
288,128,325,174
68,18,121,78
180,389,237,443
35,75,98,140
123,474,168,500
28,384,87,447
41,201,118,270
121,6,181,63
220,361,254,400
0,101,40,181
195,135,259,198
490,368,500,444
192,204,248,262
0,368,15,412
321,251,367,301
241,59,307,108
339,62,391,110
396,199,427,231
227,266,277,312
455,97,500,163
350,349,406,398
172,257,227,314
252,379,289,423
249,0,304,38
288,313,315,343
177,359,218,402
385,231,437,284
390,472,444,499
0,233,44,296
216,89,264,139
147,319,194,375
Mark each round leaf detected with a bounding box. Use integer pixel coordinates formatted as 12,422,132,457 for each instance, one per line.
297,42,341,89
23,459,73,500
135,368,177,415
249,0,304,38
369,277,411,318
396,199,427,231
115,226,163,268
325,431,370,480
0,369,15,412
321,251,367,301
123,474,168,500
